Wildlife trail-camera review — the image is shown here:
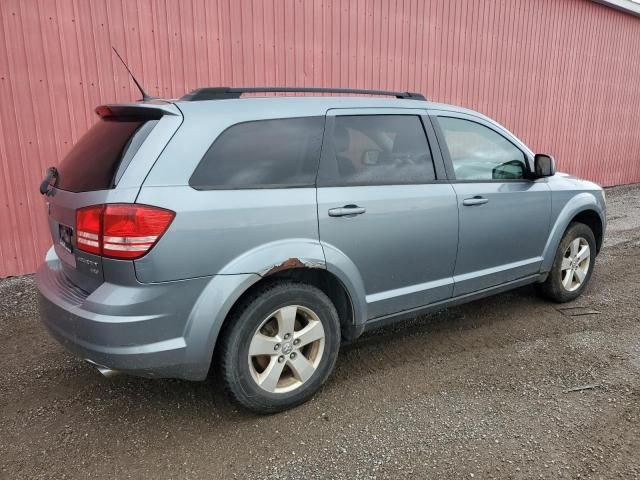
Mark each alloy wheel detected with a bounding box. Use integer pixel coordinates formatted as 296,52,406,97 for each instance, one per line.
561,237,591,292
248,305,325,393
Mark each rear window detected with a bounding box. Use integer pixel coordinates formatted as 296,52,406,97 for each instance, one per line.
56,119,158,192
189,117,324,189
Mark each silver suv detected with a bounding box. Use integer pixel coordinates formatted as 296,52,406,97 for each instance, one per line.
36,87,606,413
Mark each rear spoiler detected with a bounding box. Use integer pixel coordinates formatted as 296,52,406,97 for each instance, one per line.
95,103,181,120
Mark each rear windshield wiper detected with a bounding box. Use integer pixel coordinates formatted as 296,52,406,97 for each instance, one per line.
39,167,59,195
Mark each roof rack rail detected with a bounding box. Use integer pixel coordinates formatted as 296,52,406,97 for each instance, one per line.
180,87,426,101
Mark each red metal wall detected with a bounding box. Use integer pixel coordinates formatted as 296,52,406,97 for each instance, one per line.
1,0,639,277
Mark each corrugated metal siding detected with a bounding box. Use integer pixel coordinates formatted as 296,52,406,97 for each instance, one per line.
1,0,639,277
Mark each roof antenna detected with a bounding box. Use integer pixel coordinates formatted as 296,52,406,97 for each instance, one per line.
111,46,154,101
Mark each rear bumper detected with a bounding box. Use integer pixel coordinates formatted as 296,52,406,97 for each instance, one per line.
36,248,218,380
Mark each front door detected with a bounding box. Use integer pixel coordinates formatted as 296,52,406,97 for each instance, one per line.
316,109,459,319
431,113,552,296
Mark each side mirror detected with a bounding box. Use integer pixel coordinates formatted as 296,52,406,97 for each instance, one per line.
534,154,556,177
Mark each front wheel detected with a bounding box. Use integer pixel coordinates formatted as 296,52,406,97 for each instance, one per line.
537,222,596,303
218,282,341,414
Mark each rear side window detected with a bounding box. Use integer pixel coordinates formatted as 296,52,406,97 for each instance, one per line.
319,115,436,186
57,119,158,192
190,117,325,189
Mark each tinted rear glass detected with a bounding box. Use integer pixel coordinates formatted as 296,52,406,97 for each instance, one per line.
189,117,324,189
318,115,435,186
56,119,158,192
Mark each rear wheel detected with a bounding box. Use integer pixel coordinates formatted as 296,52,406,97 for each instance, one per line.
537,222,596,302
219,281,341,414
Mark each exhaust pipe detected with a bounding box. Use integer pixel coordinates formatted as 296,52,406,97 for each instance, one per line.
84,359,120,378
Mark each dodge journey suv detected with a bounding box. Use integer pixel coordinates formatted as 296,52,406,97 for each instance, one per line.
36,87,606,413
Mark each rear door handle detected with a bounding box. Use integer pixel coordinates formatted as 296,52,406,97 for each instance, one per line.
328,205,366,217
462,196,489,206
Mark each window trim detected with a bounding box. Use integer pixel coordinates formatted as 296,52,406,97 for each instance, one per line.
113,119,160,187
188,116,326,191
429,112,535,183
316,111,444,188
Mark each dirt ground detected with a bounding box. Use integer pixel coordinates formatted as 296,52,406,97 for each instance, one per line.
1,185,639,480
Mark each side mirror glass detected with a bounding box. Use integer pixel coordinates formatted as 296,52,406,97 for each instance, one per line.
492,160,526,180
534,154,556,177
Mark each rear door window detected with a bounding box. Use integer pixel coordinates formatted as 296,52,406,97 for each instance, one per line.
189,117,325,189
318,115,436,186
57,119,158,192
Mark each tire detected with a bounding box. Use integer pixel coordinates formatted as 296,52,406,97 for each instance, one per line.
537,222,597,303
218,281,341,414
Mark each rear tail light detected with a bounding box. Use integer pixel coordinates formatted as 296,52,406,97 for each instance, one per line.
76,204,175,260
75,205,103,255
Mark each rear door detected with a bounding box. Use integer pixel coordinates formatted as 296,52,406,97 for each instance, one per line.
316,109,458,319
44,104,182,291
430,111,551,296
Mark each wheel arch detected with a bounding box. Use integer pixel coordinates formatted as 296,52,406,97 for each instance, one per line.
200,241,369,376
541,193,606,273
571,209,603,253
223,267,363,343
215,238,367,332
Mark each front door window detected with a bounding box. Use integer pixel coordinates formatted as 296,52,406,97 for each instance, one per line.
437,117,527,181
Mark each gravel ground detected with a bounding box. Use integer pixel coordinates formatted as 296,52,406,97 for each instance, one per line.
1,185,639,479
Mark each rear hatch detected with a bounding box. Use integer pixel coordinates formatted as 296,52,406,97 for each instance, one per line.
43,103,182,292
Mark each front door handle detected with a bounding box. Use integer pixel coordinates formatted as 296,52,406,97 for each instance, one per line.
462,196,489,206
328,205,366,217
